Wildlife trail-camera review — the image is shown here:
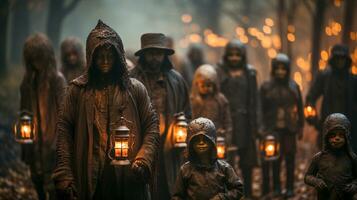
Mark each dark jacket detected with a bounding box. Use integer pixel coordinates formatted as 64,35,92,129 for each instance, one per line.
260,54,304,134
172,118,244,200
130,57,192,194
305,113,357,200
52,20,160,200
20,33,67,184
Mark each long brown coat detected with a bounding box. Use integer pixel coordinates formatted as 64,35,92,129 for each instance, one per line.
52,20,160,200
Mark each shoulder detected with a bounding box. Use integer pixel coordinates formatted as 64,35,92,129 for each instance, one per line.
216,159,235,171
180,161,194,177
128,78,148,94
167,69,186,82
71,74,88,87
311,151,324,162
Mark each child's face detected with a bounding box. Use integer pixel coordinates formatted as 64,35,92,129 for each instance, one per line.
328,130,346,149
193,135,210,156
274,64,288,79
197,78,215,96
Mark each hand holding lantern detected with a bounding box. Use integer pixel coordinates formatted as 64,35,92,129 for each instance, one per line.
304,105,317,125
259,134,280,161
173,113,188,148
108,117,131,166
13,111,36,144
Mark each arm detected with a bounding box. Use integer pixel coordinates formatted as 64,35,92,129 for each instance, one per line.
296,84,304,139
52,84,77,195
304,153,327,190
134,81,160,177
212,164,244,200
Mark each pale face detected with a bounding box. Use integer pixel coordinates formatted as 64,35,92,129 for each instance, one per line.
94,45,115,74
328,130,346,149
226,49,243,67
196,77,215,96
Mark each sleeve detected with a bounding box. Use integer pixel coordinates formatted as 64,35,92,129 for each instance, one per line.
171,167,187,200
222,97,233,144
296,83,305,129
304,153,322,187
52,84,77,184
133,82,160,176
215,164,244,200
306,72,325,107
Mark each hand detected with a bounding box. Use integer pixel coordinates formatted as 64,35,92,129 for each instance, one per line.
344,183,357,193
131,159,150,182
315,179,328,191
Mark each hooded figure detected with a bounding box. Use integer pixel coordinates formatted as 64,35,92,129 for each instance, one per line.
172,118,244,200
306,44,357,149
216,39,258,198
130,33,191,199
259,53,304,197
305,113,357,200
20,33,67,200
60,37,85,83
52,20,160,200
190,64,232,140
178,44,205,88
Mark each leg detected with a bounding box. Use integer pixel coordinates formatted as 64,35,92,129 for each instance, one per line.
272,157,281,196
261,161,270,196
285,152,295,197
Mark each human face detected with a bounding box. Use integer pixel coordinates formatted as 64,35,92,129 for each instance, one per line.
274,63,288,79
64,48,79,66
328,130,346,149
193,134,210,155
226,49,243,67
143,49,165,71
197,78,215,96
95,45,115,74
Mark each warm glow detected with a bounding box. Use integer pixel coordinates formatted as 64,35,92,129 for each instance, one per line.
294,72,303,90
21,124,31,138
181,14,192,23
267,48,277,58
204,33,228,47
189,34,202,43
248,27,258,36
263,25,272,34
288,25,295,33
265,18,274,27
319,60,327,70
321,50,329,61
287,33,295,42
217,144,226,159
115,140,128,158
265,144,275,157
334,0,341,7
351,66,357,75
304,106,317,118
261,37,272,48
175,128,187,143
325,27,332,36
235,27,245,36
272,35,281,49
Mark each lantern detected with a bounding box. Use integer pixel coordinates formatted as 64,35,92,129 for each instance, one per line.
216,137,226,159
260,134,280,161
304,105,317,119
173,113,188,148
13,112,36,144
108,117,131,166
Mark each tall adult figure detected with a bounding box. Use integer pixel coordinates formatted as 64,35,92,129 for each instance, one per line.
20,33,67,200
306,44,357,150
60,37,85,83
130,33,191,200
217,39,258,199
52,20,160,200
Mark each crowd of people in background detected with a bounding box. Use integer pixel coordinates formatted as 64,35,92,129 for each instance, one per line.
16,19,357,200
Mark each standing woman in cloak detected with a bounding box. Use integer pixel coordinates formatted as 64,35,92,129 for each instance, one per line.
20,33,67,200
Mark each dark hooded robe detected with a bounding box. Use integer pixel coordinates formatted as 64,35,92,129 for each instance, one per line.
130,34,192,199
172,117,243,200
52,20,160,200
216,40,257,197
306,44,357,149
20,33,67,200
60,37,85,83
260,53,304,195
305,113,357,200
190,64,232,140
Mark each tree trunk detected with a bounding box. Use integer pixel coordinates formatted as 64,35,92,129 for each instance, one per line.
10,0,30,64
0,0,10,73
311,0,327,78
342,0,355,47
277,0,287,53
192,0,221,34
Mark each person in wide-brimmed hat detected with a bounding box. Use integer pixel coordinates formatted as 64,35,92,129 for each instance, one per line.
130,33,192,200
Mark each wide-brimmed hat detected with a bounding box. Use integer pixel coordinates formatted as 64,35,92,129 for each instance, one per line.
135,33,175,56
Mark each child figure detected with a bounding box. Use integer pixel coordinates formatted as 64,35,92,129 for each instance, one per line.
190,64,232,140
305,113,357,200
172,117,243,200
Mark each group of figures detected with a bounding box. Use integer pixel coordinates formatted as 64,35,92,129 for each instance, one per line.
16,20,357,200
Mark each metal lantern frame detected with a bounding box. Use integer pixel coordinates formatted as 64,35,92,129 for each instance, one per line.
260,134,280,161
216,136,226,159
173,113,188,148
304,105,317,119
13,111,36,144
108,117,131,166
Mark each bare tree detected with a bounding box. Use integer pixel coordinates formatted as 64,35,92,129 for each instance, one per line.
0,0,10,73
47,0,81,49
